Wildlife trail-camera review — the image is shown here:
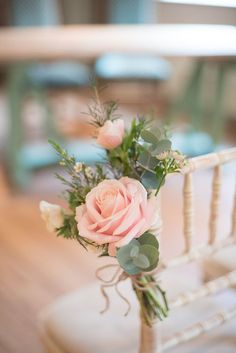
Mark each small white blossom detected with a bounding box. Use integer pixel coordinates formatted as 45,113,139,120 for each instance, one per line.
156,150,186,168
39,201,64,232
74,162,83,173
85,166,93,178
156,151,169,160
171,151,185,162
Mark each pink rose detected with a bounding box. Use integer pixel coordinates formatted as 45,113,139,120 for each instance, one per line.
75,177,161,256
97,119,125,150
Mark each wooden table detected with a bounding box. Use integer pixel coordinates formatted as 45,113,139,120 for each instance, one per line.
0,24,236,62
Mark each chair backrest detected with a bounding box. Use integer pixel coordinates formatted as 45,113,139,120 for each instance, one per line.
9,0,60,27
141,147,236,353
107,0,156,24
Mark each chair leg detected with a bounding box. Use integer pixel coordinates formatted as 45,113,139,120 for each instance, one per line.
32,85,61,141
188,61,205,131
7,64,29,188
211,64,227,144
167,60,204,128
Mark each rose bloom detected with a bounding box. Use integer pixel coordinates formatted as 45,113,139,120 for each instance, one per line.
76,177,161,256
97,119,125,150
39,201,64,232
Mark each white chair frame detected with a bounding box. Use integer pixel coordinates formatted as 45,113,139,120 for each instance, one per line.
140,147,236,353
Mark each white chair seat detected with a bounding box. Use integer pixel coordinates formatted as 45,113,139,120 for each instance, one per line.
39,269,236,353
203,245,236,283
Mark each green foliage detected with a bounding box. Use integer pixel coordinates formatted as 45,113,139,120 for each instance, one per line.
57,214,88,249
108,118,147,178
117,233,159,275
135,126,185,193
107,119,184,196
85,86,120,127
138,232,159,247
140,130,159,145
138,150,157,170
57,214,107,253
133,273,169,325
141,171,159,189
98,246,109,257
150,139,172,156
49,140,108,247
49,140,107,212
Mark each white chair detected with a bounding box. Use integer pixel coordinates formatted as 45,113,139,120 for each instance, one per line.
39,147,236,353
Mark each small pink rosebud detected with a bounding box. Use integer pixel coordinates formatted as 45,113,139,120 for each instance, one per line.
97,119,125,150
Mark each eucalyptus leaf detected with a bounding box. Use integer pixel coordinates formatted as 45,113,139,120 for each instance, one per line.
138,150,150,166
117,235,159,275
117,239,141,275
138,150,157,170
151,139,172,156
117,243,133,265
152,128,161,140
138,232,159,249
122,260,141,275
130,245,139,258
141,130,159,145
139,244,159,271
133,254,150,269
141,171,158,189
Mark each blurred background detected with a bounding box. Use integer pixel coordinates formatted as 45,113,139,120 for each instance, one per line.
0,1,235,353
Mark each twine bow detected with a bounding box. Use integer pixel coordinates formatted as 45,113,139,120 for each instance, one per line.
95,264,131,316
95,264,163,317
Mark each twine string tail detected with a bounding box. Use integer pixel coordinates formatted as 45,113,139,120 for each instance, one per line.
96,264,168,321
115,281,131,316
95,264,130,315
95,264,122,283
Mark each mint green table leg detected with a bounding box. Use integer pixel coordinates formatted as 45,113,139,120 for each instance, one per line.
211,64,227,144
7,64,29,188
167,60,204,128
32,84,61,141
187,61,205,131
7,64,63,189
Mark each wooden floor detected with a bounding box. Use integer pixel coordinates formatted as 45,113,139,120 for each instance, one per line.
0,173,101,353
0,163,235,353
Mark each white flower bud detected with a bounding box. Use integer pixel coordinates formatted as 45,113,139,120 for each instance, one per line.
85,166,93,178
74,162,83,173
39,201,64,232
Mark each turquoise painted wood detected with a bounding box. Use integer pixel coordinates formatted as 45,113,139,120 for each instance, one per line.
107,0,156,24
10,0,60,26
7,0,91,188
95,0,171,83
7,64,29,187
167,59,236,153
95,53,171,81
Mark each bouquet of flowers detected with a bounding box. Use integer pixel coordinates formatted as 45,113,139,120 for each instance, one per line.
40,90,186,327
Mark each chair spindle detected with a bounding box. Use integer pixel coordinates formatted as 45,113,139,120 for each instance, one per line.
231,185,236,237
183,173,194,252
209,165,221,244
